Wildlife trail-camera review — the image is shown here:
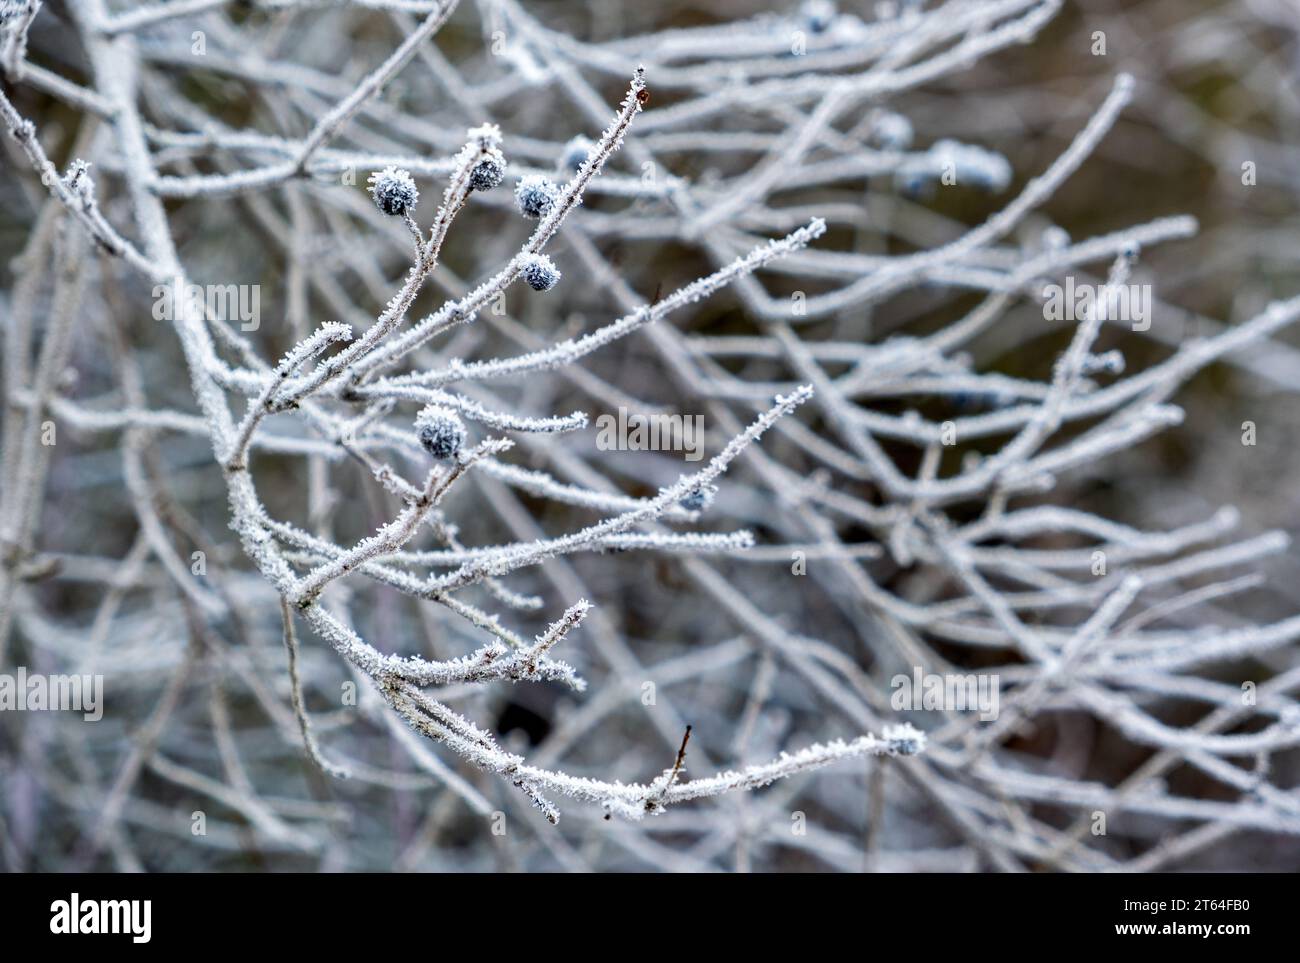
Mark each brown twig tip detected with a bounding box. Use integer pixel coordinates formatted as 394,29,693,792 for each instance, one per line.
676,726,692,765
645,724,694,813
667,725,692,788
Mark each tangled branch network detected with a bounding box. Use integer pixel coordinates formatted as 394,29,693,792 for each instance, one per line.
1,0,1298,871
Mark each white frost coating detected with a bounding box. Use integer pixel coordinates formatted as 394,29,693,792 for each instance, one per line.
5,0,1299,871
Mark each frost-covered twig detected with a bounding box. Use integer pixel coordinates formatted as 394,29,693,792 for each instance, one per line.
4,0,1297,873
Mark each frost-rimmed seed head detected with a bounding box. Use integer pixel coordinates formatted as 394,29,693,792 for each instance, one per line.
368,166,418,217
679,482,717,513
882,724,925,757
893,140,1011,197
415,405,466,461
466,125,506,192
515,175,560,219
521,253,561,292
470,151,506,192
560,135,594,173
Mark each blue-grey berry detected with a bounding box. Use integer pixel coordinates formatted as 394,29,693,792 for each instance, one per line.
469,149,505,192
894,167,931,198
515,175,559,219
521,254,561,292
415,406,466,460
801,0,835,33
872,111,913,151
1041,226,1071,252
368,167,418,217
888,729,923,756
679,482,717,513
560,135,593,173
